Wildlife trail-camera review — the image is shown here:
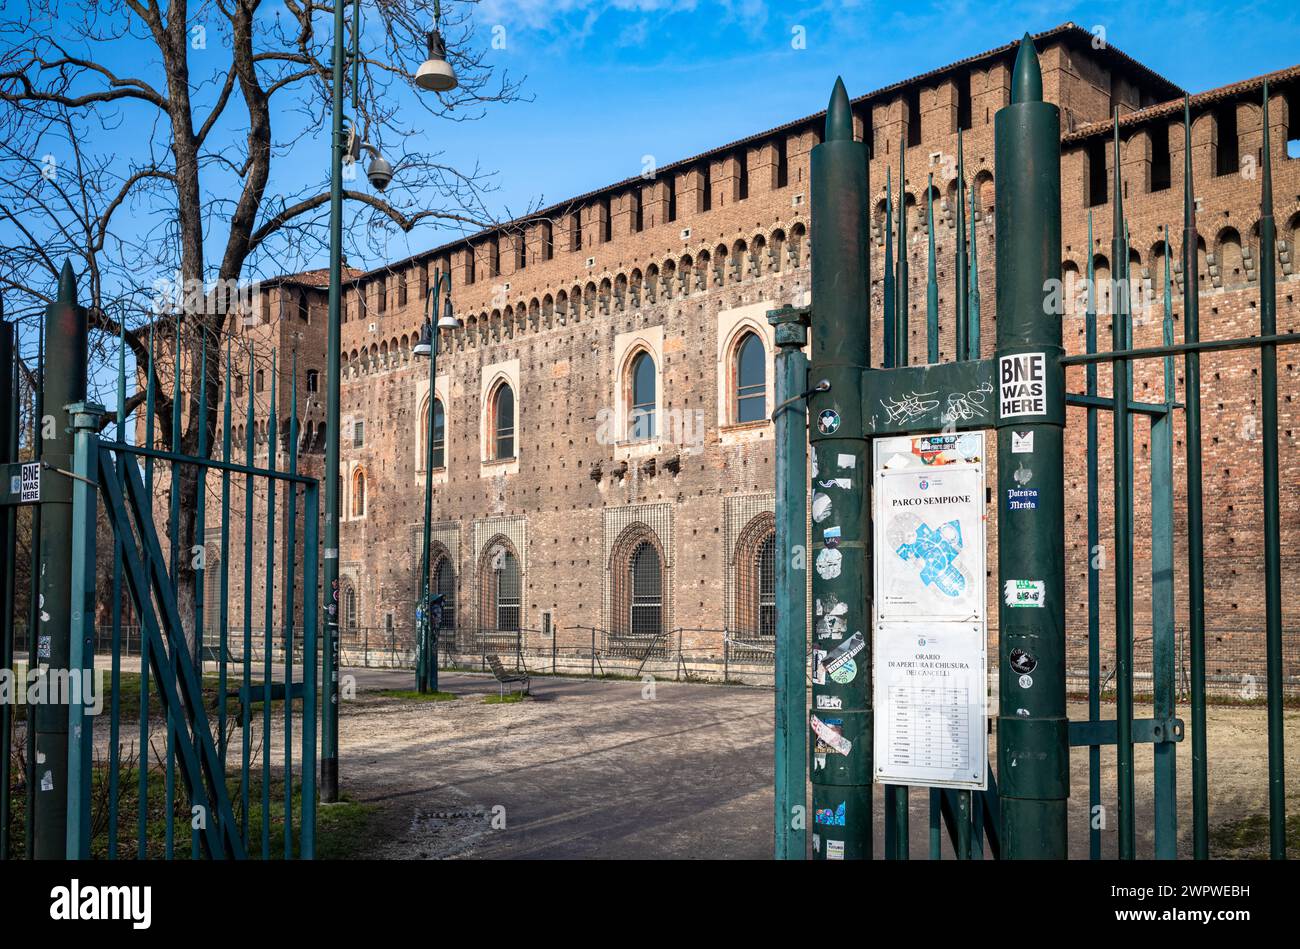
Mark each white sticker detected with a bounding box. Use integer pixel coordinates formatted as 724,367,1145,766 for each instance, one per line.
1018,674,1033,689
815,597,848,639
1004,579,1046,608
8,475,18,495
837,454,856,469
1011,431,1034,454
818,478,851,491
812,649,827,685
41,770,54,791
816,695,843,710
812,492,832,523
815,547,842,580
999,353,1047,417
20,462,40,502
827,839,845,860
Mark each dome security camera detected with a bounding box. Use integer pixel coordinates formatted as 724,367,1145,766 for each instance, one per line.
367,154,394,192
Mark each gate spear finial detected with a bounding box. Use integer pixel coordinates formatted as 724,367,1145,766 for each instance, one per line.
826,76,852,142
1011,32,1042,104
58,258,76,304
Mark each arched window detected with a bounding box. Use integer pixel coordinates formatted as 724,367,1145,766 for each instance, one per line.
306,369,319,393
202,548,222,634
342,582,358,629
757,533,776,637
629,542,663,637
423,398,445,469
733,513,776,639
351,468,366,518
481,543,521,632
489,382,515,460
297,289,309,322
629,350,656,440
609,523,668,639
433,554,456,632
734,332,766,423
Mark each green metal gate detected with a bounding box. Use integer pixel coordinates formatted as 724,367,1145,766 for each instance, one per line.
0,266,320,859
772,35,1293,860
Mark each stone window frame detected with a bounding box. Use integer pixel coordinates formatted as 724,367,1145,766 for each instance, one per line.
479,358,521,475
414,374,451,486
607,521,667,639
732,512,776,639
477,534,523,633
716,300,776,446
611,325,664,462
426,540,457,633
350,465,367,520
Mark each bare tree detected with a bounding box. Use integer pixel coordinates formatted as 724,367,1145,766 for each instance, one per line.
0,0,529,621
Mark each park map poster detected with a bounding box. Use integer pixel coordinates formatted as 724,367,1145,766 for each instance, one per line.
872,433,988,791
873,433,985,624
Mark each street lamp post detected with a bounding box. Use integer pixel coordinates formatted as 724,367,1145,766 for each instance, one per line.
414,273,459,693
321,0,457,800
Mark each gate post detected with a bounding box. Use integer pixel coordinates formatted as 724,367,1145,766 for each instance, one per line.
807,78,872,860
993,37,1068,859
769,303,809,860
0,318,14,861
32,260,88,859
65,399,103,859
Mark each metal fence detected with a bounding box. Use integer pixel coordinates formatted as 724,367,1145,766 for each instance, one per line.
333,624,779,683
10,616,1290,697
10,619,1285,696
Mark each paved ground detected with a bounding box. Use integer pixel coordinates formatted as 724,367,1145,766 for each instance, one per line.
337,669,773,858
334,667,1298,859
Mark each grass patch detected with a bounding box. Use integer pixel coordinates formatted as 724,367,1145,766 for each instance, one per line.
315,796,380,860
375,689,457,702
4,754,374,860
1210,809,1300,859
6,666,233,723
483,692,527,704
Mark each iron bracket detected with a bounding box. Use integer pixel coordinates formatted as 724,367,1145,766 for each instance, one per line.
1068,716,1184,747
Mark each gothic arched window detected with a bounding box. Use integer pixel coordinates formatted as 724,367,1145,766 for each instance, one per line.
480,542,521,632
423,397,446,469
433,553,456,631
489,382,515,460
629,350,656,440
351,467,366,518
629,542,663,638
734,513,776,639
734,331,767,423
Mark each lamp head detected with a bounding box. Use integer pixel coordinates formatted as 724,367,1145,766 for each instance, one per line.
437,294,460,330
415,30,458,93
412,320,433,358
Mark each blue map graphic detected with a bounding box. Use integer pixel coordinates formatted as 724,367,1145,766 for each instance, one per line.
894,520,966,598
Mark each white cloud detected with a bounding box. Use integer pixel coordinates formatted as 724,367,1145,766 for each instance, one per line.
477,0,700,34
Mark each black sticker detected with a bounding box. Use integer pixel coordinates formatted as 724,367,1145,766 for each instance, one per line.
1009,648,1037,675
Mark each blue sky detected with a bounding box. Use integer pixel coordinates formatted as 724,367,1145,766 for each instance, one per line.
9,0,1300,294
370,0,1299,265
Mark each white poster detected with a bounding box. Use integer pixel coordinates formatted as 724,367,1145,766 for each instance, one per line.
872,621,987,790
872,433,986,624
872,432,988,791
